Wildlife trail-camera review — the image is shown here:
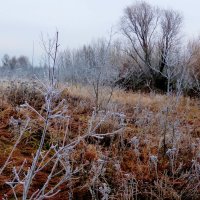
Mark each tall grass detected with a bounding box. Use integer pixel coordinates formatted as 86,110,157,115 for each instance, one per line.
0,80,199,199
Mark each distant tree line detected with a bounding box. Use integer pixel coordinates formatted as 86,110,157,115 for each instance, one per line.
0,54,46,79
1,54,31,70
1,1,200,97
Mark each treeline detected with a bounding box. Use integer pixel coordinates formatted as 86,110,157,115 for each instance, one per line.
0,54,45,79
1,1,200,96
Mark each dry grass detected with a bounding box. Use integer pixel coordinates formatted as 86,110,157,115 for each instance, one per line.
0,81,200,199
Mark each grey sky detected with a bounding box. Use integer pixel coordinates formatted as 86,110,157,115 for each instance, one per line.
0,0,200,63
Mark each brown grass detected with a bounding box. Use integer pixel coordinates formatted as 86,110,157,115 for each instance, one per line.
0,81,200,199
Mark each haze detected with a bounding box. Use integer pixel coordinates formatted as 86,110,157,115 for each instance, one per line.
0,0,200,63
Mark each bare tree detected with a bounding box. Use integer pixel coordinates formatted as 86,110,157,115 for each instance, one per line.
121,1,159,78
41,31,60,86
157,9,183,92
84,38,115,110
17,56,31,69
158,9,182,73
186,37,200,96
1,54,10,68
120,1,183,92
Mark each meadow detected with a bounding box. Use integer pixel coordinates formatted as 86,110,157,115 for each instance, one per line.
0,80,199,199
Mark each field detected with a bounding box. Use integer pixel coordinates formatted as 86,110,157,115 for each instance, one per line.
0,80,200,199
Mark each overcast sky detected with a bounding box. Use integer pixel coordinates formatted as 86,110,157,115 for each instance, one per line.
0,0,200,63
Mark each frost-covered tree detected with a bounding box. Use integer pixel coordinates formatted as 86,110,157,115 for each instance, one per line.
119,1,183,92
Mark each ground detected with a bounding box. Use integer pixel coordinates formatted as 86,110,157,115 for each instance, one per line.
0,81,200,199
